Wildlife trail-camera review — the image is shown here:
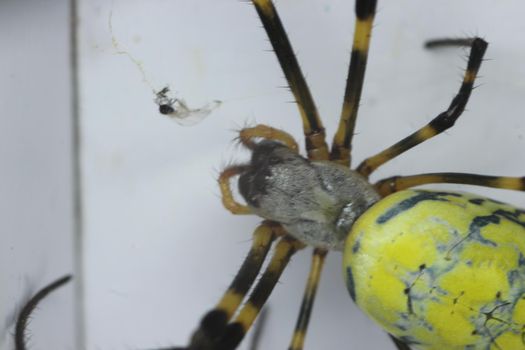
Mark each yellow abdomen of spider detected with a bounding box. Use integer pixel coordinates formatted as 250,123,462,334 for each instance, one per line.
344,189,525,349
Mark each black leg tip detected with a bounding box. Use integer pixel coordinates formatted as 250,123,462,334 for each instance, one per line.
201,310,229,338
355,0,378,20
217,322,245,350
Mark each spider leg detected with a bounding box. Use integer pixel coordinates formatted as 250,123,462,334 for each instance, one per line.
424,37,478,49
330,0,378,166
179,222,282,350
215,236,305,350
250,0,329,160
356,38,488,178
288,248,327,350
219,165,252,214
239,125,299,152
374,173,525,197
15,275,72,350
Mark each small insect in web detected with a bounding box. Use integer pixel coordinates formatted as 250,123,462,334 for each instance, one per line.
155,87,177,115
153,86,222,126
109,10,222,127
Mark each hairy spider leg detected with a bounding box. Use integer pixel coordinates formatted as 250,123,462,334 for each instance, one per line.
179,222,282,350
15,275,72,350
375,173,525,197
331,0,378,167
251,0,329,161
238,125,299,152
424,37,480,49
362,39,522,198
288,248,327,350
214,236,305,350
218,165,252,215
356,38,488,178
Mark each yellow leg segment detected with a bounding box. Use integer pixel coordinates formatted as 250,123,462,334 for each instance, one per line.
219,165,251,215
239,125,299,152
331,0,377,166
375,173,525,197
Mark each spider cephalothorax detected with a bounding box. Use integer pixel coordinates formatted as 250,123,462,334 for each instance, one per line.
238,140,379,250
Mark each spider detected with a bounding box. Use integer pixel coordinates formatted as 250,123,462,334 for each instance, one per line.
165,1,525,349
11,2,521,347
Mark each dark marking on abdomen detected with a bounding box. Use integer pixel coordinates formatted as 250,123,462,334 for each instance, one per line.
469,198,485,205
493,209,525,228
346,267,357,302
377,191,461,224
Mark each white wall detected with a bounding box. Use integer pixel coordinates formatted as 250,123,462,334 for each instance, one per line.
0,1,78,349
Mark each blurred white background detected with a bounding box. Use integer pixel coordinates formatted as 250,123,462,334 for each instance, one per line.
0,1,77,349
2,1,525,349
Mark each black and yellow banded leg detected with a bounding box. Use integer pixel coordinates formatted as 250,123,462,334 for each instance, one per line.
239,125,299,152
250,0,329,161
219,165,252,215
288,248,327,350
424,37,478,49
331,0,377,166
375,173,525,197
356,38,488,178
216,236,305,350
185,222,282,349
15,275,72,350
